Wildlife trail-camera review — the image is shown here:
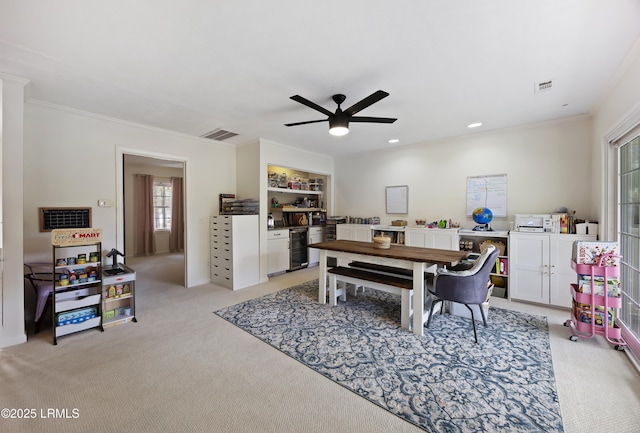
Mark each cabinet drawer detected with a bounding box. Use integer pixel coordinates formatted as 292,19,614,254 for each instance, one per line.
211,262,232,277
55,293,101,313
55,287,90,301
56,316,101,337
268,229,289,240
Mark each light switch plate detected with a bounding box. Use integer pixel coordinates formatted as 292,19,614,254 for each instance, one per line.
98,199,113,207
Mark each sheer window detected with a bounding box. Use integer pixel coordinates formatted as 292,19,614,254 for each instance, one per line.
153,180,172,230
616,128,640,348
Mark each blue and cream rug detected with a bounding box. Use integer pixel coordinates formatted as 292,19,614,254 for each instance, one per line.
215,280,564,433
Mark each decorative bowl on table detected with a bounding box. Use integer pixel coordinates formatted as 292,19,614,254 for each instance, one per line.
415,219,426,226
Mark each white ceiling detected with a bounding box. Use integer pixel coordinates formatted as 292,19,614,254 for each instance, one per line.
2,1,640,157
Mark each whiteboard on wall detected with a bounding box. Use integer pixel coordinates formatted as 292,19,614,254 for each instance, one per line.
386,185,408,214
466,174,507,217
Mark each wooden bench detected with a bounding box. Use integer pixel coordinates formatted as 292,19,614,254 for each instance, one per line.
327,266,415,329
347,261,413,278
347,261,436,295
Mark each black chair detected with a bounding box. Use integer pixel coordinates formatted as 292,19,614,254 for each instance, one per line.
426,246,499,343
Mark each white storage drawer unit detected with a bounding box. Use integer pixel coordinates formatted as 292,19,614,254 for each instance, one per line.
210,215,260,290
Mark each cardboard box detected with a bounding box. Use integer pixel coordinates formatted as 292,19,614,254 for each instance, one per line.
448,301,489,322
572,241,619,266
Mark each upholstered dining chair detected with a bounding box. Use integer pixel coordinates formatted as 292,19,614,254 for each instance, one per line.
426,245,499,343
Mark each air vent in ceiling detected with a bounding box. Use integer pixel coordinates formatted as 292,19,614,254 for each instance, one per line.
201,128,238,141
535,80,553,94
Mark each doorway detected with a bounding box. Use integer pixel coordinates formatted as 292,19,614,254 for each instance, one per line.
122,153,186,287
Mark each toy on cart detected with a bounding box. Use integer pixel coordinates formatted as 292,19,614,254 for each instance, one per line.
564,252,626,351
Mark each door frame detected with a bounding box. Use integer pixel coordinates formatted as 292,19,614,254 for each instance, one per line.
115,146,189,287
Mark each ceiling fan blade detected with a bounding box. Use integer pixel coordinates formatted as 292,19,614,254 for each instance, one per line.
343,90,389,117
290,95,335,117
349,116,397,124
284,119,328,127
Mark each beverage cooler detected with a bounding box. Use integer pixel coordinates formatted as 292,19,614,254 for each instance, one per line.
289,227,309,270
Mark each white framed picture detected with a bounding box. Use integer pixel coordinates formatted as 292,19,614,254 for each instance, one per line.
386,185,408,214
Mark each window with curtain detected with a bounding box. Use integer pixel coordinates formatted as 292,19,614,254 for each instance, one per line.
153,179,172,230
616,127,640,349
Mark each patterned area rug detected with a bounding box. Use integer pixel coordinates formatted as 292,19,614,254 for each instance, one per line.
215,280,564,433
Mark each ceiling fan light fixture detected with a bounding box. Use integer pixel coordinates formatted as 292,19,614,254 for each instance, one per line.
329,117,349,136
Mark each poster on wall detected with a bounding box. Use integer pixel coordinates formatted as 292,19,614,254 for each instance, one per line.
466,174,507,217
386,185,408,214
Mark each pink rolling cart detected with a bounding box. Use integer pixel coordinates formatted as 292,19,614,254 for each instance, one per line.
564,254,626,351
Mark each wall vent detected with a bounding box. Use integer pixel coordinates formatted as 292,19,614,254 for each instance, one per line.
201,128,239,141
535,80,553,93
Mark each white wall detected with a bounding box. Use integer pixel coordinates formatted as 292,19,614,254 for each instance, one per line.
0,75,28,348
23,101,236,288
591,37,640,240
334,116,593,230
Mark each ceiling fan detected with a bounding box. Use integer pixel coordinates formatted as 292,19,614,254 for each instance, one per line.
284,90,397,136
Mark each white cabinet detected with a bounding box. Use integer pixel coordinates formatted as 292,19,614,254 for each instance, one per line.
509,233,596,307
405,227,460,250
307,226,324,266
267,228,290,275
210,215,260,290
337,224,373,242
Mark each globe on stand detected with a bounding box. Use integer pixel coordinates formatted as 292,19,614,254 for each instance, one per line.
472,207,493,231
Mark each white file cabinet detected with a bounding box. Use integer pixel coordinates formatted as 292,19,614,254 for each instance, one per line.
210,215,260,290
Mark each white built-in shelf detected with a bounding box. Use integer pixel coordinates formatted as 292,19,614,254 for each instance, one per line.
267,187,322,195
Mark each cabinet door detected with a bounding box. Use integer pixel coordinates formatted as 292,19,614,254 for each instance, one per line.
510,234,550,304
429,230,460,250
353,226,373,242
548,234,596,308
267,238,290,275
308,229,323,265
405,228,427,247
336,225,353,240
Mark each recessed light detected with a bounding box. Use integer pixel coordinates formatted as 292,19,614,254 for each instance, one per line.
467,122,483,128
388,139,399,144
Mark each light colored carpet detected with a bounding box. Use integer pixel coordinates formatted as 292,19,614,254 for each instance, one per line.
2,253,639,433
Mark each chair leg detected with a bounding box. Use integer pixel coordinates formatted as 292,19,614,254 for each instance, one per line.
479,304,488,327
464,304,478,344
34,298,52,334
426,298,442,329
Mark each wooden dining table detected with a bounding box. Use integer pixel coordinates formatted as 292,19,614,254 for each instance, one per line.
308,240,470,336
